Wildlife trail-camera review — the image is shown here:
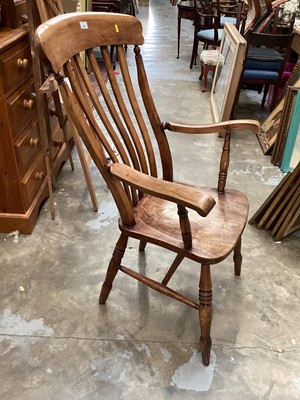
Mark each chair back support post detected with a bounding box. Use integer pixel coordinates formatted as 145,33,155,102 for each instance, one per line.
134,46,173,182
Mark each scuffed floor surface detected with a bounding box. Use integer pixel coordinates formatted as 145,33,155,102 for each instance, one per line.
0,0,299,398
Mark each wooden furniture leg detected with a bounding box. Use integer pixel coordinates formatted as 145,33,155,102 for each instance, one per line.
99,233,128,304
233,236,242,276
68,118,99,212
162,253,185,286
177,15,181,59
199,264,212,366
199,63,216,92
139,240,147,251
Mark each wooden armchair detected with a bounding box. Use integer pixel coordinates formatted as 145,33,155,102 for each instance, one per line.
35,12,259,366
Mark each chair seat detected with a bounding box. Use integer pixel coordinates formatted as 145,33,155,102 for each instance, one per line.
247,47,283,62
243,69,279,81
197,28,223,42
200,49,225,66
220,16,236,26
245,47,283,71
121,186,249,265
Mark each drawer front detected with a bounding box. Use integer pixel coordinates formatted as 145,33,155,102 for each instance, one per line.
0,40,32,95
6,80,36,138
14,119,41,177
21,153,47,208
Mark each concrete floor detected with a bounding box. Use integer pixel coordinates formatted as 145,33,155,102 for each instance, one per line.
1,1,299,398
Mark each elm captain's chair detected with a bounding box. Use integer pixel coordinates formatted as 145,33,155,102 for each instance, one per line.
35,12,259,366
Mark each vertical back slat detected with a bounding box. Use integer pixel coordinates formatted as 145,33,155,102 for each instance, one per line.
87,49,141,172
59,79,136,226
69,54,137,205
67,57,117,162
101,46,150,176
116,45,158,178
75,52,131,166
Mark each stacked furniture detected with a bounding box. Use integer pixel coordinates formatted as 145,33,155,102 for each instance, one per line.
249,161,300,241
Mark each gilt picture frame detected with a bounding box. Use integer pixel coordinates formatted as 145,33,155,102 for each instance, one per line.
256,99,285,155
211,22,247,123
257,76,300,156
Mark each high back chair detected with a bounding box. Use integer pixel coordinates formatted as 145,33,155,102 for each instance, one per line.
35,12,259,366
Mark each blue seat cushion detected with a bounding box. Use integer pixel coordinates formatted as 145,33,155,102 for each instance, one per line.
220,16,236,26
247,47,283,61
245,47,283,71
245,59,282,71
197,29,223,42
243,69,279,81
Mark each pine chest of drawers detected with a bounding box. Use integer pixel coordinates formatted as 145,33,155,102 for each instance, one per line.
0,24,67,233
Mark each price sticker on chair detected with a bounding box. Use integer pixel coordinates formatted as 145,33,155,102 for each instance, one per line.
80,21,88,29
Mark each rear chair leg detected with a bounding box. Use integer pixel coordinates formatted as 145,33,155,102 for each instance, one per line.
139,240,147,251
233,236,242,276
199,264,212,366
99,233,128,304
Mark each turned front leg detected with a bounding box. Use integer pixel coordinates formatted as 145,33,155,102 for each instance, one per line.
99,233,128,304
199,264,212,366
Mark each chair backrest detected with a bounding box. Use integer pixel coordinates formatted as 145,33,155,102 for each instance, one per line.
194,0,220,31
243,0,261,34
253,5,295,34
92,1,121,13
194,0,247,34
35,12,173,227
36,0,64,23
217,0,242,18
247,30,293,53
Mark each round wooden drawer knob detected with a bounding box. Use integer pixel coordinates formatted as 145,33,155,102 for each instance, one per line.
17,58,29,70
23,99,34,110
34,172,45,180
29,138,40,147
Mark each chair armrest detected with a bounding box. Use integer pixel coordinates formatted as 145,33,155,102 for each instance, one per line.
161,119,260,135
108,163,216,217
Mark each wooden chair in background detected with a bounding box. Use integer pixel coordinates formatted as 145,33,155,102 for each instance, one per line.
234,29,293,113
190,0,246,69
35,12,259,366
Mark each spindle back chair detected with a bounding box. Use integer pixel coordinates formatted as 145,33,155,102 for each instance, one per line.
35,12,259,366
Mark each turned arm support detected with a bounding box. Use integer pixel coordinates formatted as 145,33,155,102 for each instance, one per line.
161,119,260,135
108,163,216,217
